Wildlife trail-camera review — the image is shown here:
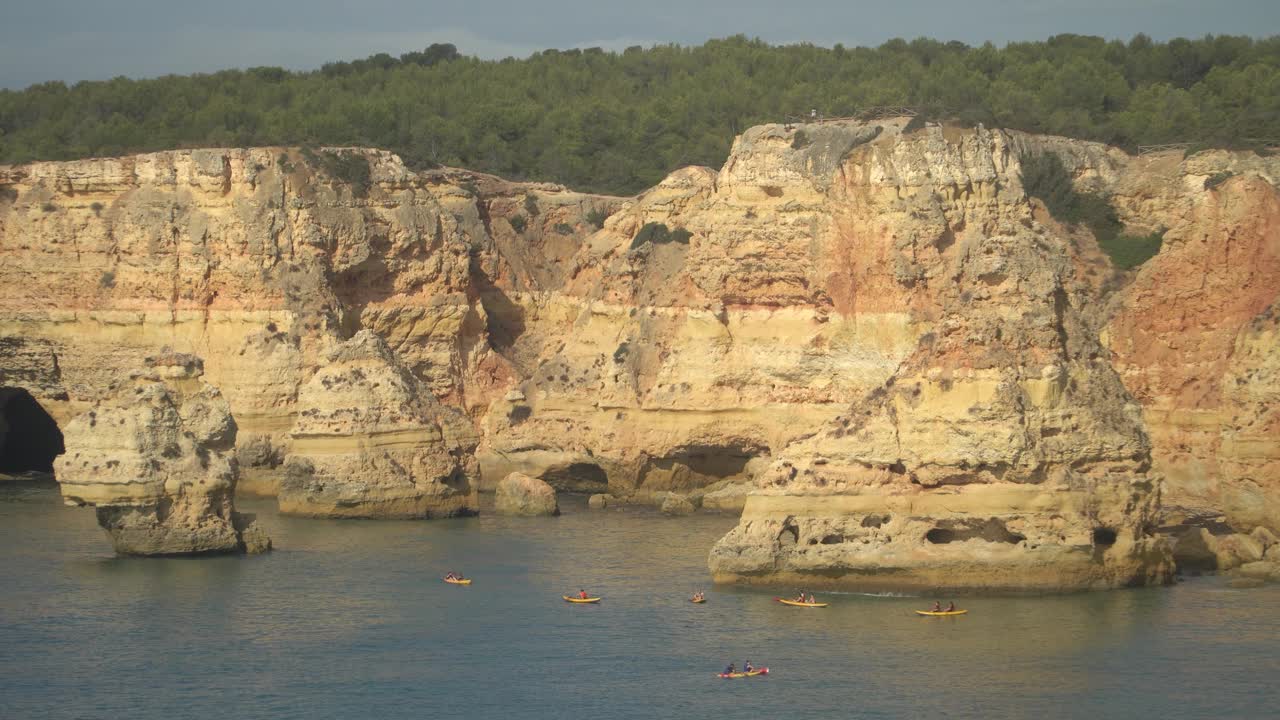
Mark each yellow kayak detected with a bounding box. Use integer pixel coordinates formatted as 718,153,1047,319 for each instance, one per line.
718,668,769,678
443,577,472,585
691,598,706,604
916,609,967,616
564,596,602,603
776,597,828,608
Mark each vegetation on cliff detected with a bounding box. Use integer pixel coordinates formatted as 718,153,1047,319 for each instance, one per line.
1,35,1278,194
1020,151,1163,269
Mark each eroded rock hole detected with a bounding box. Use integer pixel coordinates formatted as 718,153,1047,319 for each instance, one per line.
926,528,956,544
926,518,1025,545
1093,527,1118,546
638,444,760,492
0,388,64,475
861,514,890,528
778,518,799,547
540,462,608,493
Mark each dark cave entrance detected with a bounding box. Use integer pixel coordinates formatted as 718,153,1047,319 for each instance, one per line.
540,462,609,493
0,387,65,475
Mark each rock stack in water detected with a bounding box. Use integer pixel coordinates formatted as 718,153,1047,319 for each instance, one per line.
278,331,479,518
55,352,270,555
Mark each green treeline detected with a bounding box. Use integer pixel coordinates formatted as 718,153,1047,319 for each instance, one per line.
1,35,1278,195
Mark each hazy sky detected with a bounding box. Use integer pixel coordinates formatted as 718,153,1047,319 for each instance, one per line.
2,0,1278,89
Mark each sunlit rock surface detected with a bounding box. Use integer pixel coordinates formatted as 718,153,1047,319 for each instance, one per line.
53,352,269,555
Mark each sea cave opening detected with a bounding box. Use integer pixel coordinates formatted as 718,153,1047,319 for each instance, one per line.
0,387,65,476
540,462,609,493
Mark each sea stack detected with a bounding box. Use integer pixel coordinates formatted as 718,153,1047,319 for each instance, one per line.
54,352,270,555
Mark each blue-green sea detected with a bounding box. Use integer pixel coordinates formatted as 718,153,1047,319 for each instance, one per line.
2,483,1278,719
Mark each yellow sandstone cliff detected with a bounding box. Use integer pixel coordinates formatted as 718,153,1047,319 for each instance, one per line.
1,120,1277,588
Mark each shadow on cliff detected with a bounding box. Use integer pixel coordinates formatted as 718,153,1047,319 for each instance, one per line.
470,267,531,370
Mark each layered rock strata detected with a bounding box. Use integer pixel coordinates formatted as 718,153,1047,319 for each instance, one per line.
1104,170,1280,532
278,331,479,518
53,352,270,555
707,124,1174,592
1,119,1277,561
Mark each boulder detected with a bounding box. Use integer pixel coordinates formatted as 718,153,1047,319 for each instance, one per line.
1174,528,1265,572
1233,561,1280,582
661,493,696,516
700,482,753,513
495,473,560,516
1251,526,1278,553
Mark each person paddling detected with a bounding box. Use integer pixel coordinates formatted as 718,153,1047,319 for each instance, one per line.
744,659,754,673
579,589,590,599
932,601,942,612
946,601,956,612
723,662,737,675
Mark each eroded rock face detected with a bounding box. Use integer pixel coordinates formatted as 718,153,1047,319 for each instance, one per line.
494,472,559,516
278,331,479,518
707,122,1173,592
53,352,270,555
3,122,1278,585
0,149,617,493
1105,173,1280,533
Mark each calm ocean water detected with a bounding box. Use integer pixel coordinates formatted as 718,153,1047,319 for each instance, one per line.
2,483,1277,720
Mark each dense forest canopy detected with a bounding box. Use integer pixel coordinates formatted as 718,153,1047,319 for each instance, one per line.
1,34,1278,195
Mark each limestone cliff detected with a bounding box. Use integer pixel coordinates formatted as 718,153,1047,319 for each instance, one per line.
2,118,1277,569
1104,171,1280,532
52,352,269,555
0,147,617,501
279,330,479,518
700,123,1173,591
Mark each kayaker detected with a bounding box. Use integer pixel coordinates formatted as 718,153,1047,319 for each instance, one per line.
795,591,806,602
445,571,456,580
932,601,942,612
806,594,816,604
724,663,736,675
743,660,754,672
579,589,589,599
946,601,956,612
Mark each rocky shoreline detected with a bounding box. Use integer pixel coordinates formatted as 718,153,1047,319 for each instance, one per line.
1,119,1277,590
